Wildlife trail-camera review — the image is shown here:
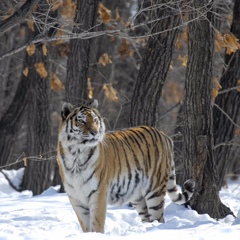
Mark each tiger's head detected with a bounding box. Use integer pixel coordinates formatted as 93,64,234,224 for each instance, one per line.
59,99,105,147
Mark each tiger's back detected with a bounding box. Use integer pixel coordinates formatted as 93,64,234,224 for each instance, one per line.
57,100,195,233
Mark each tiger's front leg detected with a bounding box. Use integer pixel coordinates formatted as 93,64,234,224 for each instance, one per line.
68,196,90,232
88,187,107,233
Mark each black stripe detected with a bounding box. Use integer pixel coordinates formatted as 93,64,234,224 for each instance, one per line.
87,180,100,199
62,157,72,172
167,186,178,193
84,168,97,184
126,132,142,171
149,201,164,211
108,136,121,182
77,205,89,211
118,134,132,192
75,147,96,172
65,182,74,188
88,189,97,199
146,190,159,200
140,126,156,143
137,129,151,170
128,129,145,157
169,174,176,180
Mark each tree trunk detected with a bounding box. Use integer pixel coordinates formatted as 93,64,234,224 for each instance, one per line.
21,1,53,195
20,45,53,194
0,23,28,168
213,0,240,188
183,0,233,218
66,0,99,105
130,0,180,127
0,65,28,168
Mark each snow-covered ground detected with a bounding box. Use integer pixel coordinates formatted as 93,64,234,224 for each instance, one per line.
0,169,239,240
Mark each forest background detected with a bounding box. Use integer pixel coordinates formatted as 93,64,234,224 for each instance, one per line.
0,0,239,220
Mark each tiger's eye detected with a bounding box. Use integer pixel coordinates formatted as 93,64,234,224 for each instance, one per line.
78,119,85,125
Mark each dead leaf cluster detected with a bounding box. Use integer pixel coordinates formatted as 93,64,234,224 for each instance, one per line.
103,83,118,102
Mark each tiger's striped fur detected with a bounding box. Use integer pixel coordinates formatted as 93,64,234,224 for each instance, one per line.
57,100,195,233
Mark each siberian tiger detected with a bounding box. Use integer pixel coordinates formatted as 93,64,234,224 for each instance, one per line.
57,100,195,233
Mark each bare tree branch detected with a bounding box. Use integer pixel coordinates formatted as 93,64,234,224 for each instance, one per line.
213,102,240,129
218,85,240,95
0,7,212,61
0,0,40,36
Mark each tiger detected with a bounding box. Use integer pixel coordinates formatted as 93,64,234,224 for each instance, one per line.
57,99,195,233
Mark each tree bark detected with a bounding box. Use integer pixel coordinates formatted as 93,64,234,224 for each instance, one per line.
20,43,53,194
130,0,180,127
183,0,233,218
213,0,240,188
66,0,99,105
0,22,28,168
0,66,29,168
21,1,53,195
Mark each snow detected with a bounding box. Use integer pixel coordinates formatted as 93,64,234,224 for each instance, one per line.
0,169,239,240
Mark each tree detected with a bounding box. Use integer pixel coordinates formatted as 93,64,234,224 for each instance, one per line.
66,0,99,105
182,0,233,218
0,25,29,166
213,0,240,188
20,1,54,195
130,0,180,127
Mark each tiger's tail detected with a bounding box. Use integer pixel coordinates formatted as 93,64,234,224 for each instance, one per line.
167,160,195,205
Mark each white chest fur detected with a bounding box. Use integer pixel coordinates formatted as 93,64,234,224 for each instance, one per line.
59,136,100,205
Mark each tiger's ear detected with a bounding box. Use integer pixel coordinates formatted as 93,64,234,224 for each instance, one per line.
61,102,73,120
88,99,98,108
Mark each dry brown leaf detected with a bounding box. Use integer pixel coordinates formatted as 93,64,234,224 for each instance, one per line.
225,33,240,54
235,128,240,136
98,2,111,24
215,32,224,52
115,7,121,22
103,83,119,102
35,62,48,78
23,67,29,77
27,17,35,32
98,53,112,66
52,0,63,11
42,44,48,56
135,38,146,47
20,28,26,38
87,78,93,99
108,84,118,102
2,8,14,20
119,39,134,58
26,44,36,56
178,55,188,67
182,27,188,43
50,73,65,91
215,32,240,54
61,0,76,20
175,34,183,49
23,157,27,167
